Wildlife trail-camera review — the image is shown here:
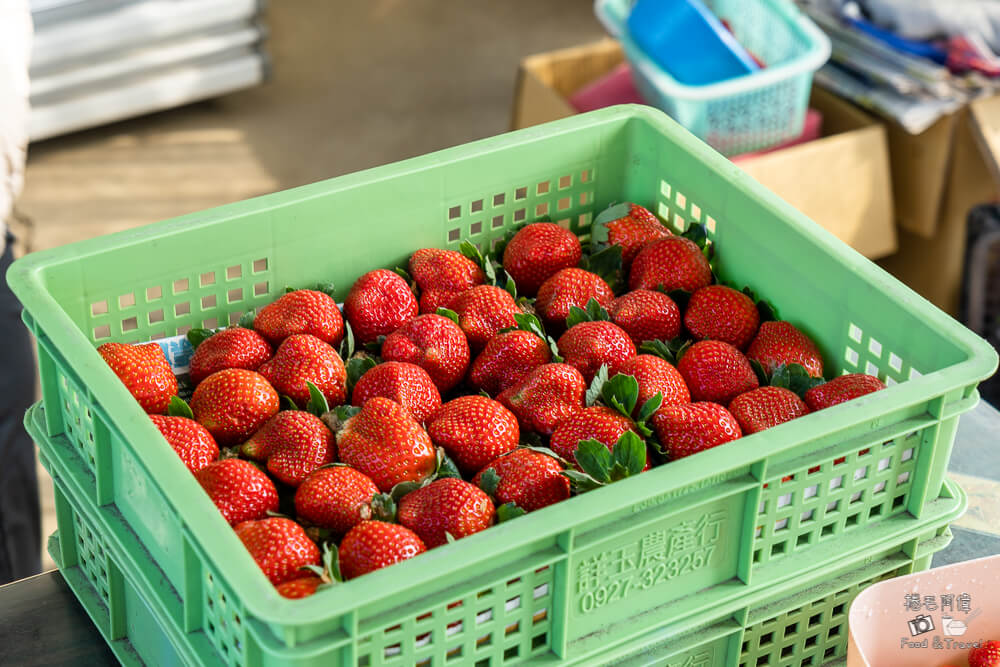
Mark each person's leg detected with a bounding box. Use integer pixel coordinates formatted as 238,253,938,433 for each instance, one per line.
0,231,41,584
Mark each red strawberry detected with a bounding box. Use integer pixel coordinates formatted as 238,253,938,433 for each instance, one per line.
628,237,712,293
804,374,886,411
241,411,336,487
351,361,442,424
468,330,551,396
610,290,681,346
549,406,640,468
651,402,742,460
498,363,586,435
557,321,637,382
336,397,437,492
398,478,495,548
502,223,582,296
295,465,379,537
258,334,347,409
194,458,279,525
746,321,824,378
677,340,759,405
381,314,470,393
451,285,520,352
473,449,570,512
684,285,760,350
535,268,615,331
189,328,273,386
98,342,178,414
409,248,484,314
276,576,323,599
617,355,690,412
728,386,810,434
339,520,427,580
970,640,1000,667
149,414,219,473
190,369,279,445
426,395,519,476
599,203,671,267
235,517,320,586
253,289,344,346
344,269,418,344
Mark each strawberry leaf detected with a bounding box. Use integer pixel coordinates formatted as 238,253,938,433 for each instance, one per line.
389,480,426,503
665,288,691,313
566,306,590,330
237,310,256,329
574,439,613,483
640,339,676,364
585,364,609,407
459,240,497,285
327,405,361,426
636,392,663,424
671,338,693,364
347,356,377,390
504,274,518,300
324,543,343,583
435,448,462,480
186,328,215,350
436,307,461,326
770,363,826,398
489,225,524,264
513,312,547,340
279,395,298,411
478,468,501,497
394,266,412,282
561,469,604,493
681,222,710,251
566,297,610,330
285,286,296,294
316,282,337,299
612,431,646,479
363,335,386,355
305,381,329,418
519,445,571,468
750,358,770,387
445,532,457,544
167,396,195,419
370,493,398,522
582,244,623,290
339,321,355,360
496,502,526,522
591,202,630,244
601,372,639,417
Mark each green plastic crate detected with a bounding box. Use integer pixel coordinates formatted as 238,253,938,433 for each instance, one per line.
30,401,966,667
8,105,996,666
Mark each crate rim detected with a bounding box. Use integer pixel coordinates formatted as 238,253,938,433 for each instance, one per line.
9,104,997,627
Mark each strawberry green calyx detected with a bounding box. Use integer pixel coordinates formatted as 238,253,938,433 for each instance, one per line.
488,223,527,264
299,542,343,586
661,287,692,312
518,445,571,468
496,502,526,522
366,492,399,523
186,327,219,350
393,266,412,282
167,396,195,419
459,240,498,286
769,363,826,398
339,321,355,360
279,394,298,411
436,307,461,326
305,381,330,418
721,283,779,323
563,431,647,492
237,310,257,329
434,447,463,480
477,467,501,497
566,297,611,330
346,356,377,391
315,282,337,299
319,404,361,433
363,335,386,355
590,202,631,244
512,312,562,362
585,365,610,407
640,337,690,365
589,371,662,437
580,244,624,291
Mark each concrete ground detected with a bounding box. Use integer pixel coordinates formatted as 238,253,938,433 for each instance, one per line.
12,0,998,573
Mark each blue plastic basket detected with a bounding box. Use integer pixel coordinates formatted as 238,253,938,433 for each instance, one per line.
595,0,831,155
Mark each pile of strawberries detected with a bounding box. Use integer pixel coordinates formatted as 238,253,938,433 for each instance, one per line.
96,202,887,599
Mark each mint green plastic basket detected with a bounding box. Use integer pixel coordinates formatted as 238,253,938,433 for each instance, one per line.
595,0,831,155
8,105,996,666
30,400,966,667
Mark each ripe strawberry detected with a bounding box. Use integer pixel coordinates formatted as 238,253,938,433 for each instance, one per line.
398,478,495,548
468,330,551,396
194,458,279,525
970,640,1000,667
502,222,582,296
535,268,615,331
804,373,886,411
677,340,759,405
409,248,484,314
258,334,347,409
498,363,586,435
253,289,344,346
617,355,690,412
651,402,742,460
599,203,671,268
549,406,640,468
628,237,712,293
189,327,273,386
728,386,810,434
473,449,570,512
684,285,760,350
451,285,520,352
610,290,681,346
426,395,519,476
746,321,824,378
381,314,470,393
295,465,379,537
235,517,320,586
241,411,336,487
336,396,437,492
344,269,418,344
557,321,637,382
149,414,219,473
351,361,442,424
191,369,279,445
339,520,427,580
276,576,323,599
98,342,178,414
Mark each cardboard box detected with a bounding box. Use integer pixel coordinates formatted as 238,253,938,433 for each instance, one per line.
512,39,897,260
